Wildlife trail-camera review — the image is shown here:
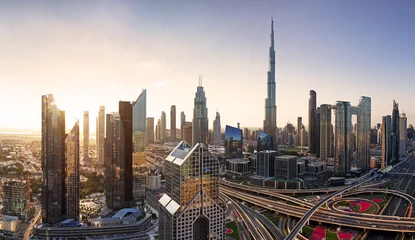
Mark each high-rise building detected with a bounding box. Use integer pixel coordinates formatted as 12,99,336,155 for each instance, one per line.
183,122,193,144
224,125,243,159
105,113,118,209
391,100,400,161
161,111,166,140
83,111,89,162
256,150,278,178
275,155,298,180
97,106,105,165
133,89,147,152
2,180,30,218
381,115,392,166
355,96,371,170
146,117,154,144
243,128,250,141
119,101,133,206
263,19,277,149
297,117,302,146
334,101,352,176
192,78,209,146
170,105,176,141
156,119,161,141
41,94,65,225
308,90,317,154
64,121,80,219
213,111,221,145
319,104,332,161
301,126,307,147
315,107,321,157
180,112,185,140
400,113,407,157
159,142,224,240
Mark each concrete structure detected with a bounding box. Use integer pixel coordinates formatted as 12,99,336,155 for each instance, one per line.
2,180,30,219
400,113,407,157
183,122,192,145
355,96,371,171
263,19,277,149
83,111,89,162
297,117,302,146
334,101,351,176
256,150,278,178
133,89,147,152
97,106,105,165
161,111,166,140
392,100,400,162
156,119,161,141
275,155,297,180
41,94,66,225
307,161,328,176
192,77,209,146
382,115,392,166
146,117,154,144
320,104,332,161
170,105,176,141
180,111,185,140
213,111,221,145
225,158,250,175
64,122,80,219
308,90,317,154
0,215,18,232
159,141,224,240
146,169,161,190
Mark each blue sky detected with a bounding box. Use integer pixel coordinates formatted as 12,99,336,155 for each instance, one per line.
0,0,414,132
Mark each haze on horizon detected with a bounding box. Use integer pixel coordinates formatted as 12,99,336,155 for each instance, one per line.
0,0,414,133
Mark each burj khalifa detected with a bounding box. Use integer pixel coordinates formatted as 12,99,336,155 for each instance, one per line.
263,18,277,149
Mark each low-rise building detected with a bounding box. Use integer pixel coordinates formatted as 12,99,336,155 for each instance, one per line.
225,158,250,176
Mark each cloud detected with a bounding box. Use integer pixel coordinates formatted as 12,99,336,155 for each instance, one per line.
154,79,172,88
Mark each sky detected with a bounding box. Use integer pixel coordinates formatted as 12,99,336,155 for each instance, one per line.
0,0,414,133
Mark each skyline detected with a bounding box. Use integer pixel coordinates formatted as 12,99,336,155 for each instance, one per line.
1,0,414,132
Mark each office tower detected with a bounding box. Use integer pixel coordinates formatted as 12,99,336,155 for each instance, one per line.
180,112,185,140
170,105,176,141
156,119,161,141
297,117,302,146
355,96,371,170
133,151,146,207
146,117,155,144
400,113,407,157
224,125,243,159
105,113,118,209
133,89,147,152
192,78,209,146
334,101,352,176
97,106,105,165
315,107,321,157
301,126,307,147
263,19,277,149
2,180,29,218
159,142,224,240
256,150,278,178
381,115,392,167
41,94,65,225
275,155,298,180
64,121,80,219
391,100,400,161
257,131,275,152
183,122,193,144
119,101,133,206
83,111,89,162
243,128,250,140
208,129,214,144
213,111,221,145
160,111,166,140
320,104,332,161
308,90,317,154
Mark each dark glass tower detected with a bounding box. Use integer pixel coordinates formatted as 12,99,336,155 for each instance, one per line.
391,100,400,162
64,121,80,219
308,90,317,153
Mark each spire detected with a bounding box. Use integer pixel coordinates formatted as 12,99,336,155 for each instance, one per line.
270,18,274,49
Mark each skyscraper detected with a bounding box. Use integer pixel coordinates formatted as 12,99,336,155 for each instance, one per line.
161,111,166,140
146,117,155,144
334,101,351,176
83,111,89,162
64,121,80,219
263,19,277,148
180,111,185,140
156,119,161,141
213,111,221,145
170,105,176,140
355,96,371,171
119,101,133,206
308,90,317,154
391,100,400,162
315,107,321,157
224,125,243,159
97,106,105,165
133,89,147,152
159,142,224,240
297,117,302,146
105,113,118,209
400,113,407,157
41,94,65,224
192,78,209,146
381,115,392,166
183,122,193,144
320,104,332,161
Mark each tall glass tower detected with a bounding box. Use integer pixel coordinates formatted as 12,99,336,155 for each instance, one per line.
263,19,277,148
192,77,209,146
133,89,147,152
64,121,80,219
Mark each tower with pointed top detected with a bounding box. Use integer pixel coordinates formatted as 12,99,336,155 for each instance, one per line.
263,19,277,149
192,76,209,146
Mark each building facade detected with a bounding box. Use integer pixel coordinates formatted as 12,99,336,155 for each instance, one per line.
133,89,147,152
213,111,221,146
83,111,89,162
381,115,392,166
334,101,352,176
392,100,400,162
400,113,407,157
320,104,332,161
256,150,278,178
275,155,298,180
2,181,30,218
171,105,176,141
308,90,317,154
192,78,209,146
64,122,80,219
161,111,166,141
146,117,154,144
158,142,224,240
97,106,105,165
224,125,243,159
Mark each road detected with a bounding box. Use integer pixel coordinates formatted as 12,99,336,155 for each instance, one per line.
24,209,41,240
